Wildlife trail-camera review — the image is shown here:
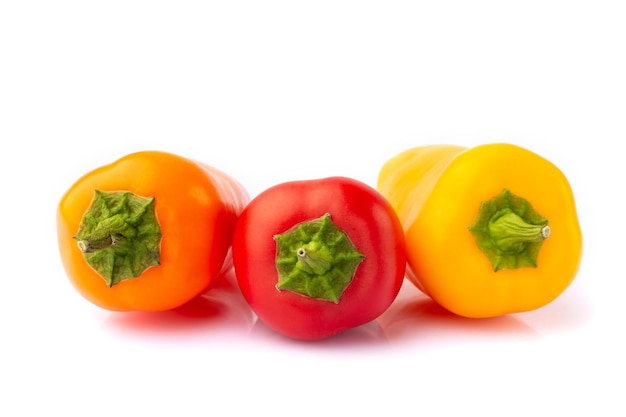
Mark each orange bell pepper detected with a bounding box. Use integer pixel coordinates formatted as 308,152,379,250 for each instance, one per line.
377,143,583,318
57,151,249,312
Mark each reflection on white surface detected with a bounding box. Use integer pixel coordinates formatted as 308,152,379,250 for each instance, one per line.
101,268,256,342
93,269,591,350
378,279,591,344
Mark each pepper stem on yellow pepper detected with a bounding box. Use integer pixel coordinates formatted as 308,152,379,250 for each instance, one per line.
470,189,549,271
489,209,551,252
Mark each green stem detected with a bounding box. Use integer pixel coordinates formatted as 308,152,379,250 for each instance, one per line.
489,210,551,253
296,247,332,275
274,213,365,303
76,233,115,253
74,190,162,287
469,189,550,271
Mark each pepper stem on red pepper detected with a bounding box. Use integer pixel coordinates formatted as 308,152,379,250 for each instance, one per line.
469,188,550,271
74,190,162,287
296,247,332,275
274,213,365,303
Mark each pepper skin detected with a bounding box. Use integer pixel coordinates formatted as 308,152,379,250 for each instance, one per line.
377,143,582,318
57,151,249,312
232,177,406,340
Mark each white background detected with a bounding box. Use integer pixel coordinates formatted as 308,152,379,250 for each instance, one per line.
1,1,624,415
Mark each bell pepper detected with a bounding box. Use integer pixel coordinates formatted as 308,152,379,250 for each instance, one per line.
57,151,249,312
232,176,406,340
377,143,583,318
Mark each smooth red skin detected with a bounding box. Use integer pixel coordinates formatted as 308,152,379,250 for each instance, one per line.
232,177,406,340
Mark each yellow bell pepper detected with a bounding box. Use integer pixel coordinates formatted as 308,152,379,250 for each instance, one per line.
377,143,583,318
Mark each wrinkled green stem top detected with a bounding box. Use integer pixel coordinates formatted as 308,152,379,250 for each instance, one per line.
470,189,550,271
74,190,162,286
274,213,365,303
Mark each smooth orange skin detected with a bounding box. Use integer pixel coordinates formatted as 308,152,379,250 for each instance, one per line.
378,143,583,318
57,151,249,312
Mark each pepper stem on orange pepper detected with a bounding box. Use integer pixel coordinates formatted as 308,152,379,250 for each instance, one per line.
74,190,162,287
76,232,115,253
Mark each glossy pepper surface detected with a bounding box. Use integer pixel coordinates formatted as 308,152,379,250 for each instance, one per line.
57,151,249,312
232,176,406,340
377,143,582,318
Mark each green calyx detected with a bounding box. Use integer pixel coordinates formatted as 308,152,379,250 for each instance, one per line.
274,213,365,303
469,189,550,271
74,190,162,287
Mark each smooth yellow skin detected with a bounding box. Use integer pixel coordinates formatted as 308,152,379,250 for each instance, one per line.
377,143,583,318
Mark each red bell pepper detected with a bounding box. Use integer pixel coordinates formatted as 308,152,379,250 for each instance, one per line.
232,176,406,340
